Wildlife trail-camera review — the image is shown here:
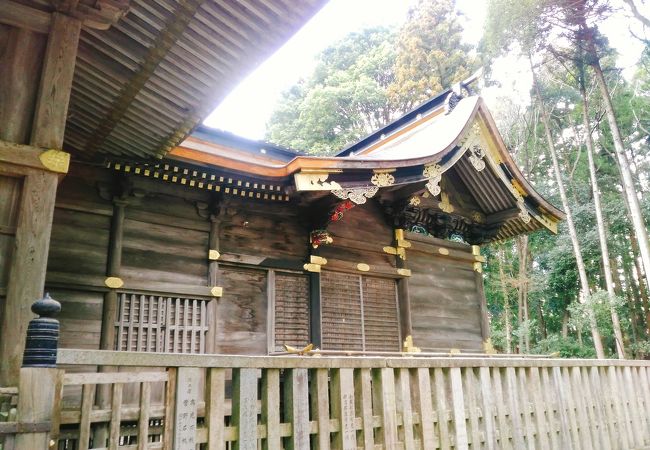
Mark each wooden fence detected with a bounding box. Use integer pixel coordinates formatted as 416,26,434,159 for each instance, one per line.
2,350,650,449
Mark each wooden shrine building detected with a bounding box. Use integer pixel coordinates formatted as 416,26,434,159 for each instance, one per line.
0,0,562,389
9,3,650,450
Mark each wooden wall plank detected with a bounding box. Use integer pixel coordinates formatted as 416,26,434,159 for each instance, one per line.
478,366,497,450
206,368,226,450
450,367,468,450
396,368,415,450
373,368,398,449
261,369,280,450
354,368,374,450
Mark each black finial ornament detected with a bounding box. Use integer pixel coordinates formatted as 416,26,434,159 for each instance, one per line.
22,293,61,368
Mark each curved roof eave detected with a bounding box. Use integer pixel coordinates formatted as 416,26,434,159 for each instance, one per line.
171,96,564,223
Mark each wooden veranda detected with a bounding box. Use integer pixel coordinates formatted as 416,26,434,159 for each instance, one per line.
2,348,650,449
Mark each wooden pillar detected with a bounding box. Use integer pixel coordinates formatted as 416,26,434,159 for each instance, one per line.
309,273,322,348
99,199,127,352
0,27,46,143
206,215,220,353
0,12,81,386
473,245,491,351
397,278,412,343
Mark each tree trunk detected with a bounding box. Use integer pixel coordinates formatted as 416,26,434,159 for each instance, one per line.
589,55,650,301
498,247,512,354
580,86,626,358
530,56,605,358
517,235,530,353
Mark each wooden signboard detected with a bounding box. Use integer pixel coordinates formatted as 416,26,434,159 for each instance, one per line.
174,367,200,449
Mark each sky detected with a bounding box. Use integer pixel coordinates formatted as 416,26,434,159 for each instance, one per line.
203,0,648,141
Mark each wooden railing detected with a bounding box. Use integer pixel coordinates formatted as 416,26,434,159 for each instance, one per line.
4,350,650,449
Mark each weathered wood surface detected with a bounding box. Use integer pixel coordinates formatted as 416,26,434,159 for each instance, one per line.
32,350,650,450
409,242,485,352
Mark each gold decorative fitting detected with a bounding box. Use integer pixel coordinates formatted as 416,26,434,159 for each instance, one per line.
104,277,124,289
370,172,395,187
357,263,370,272
402,335,421,353
396,239,411,249
394,229,405,241
471,211,486,224
471,245,481,256
310,255,328,265
294,172,343,191
211,286,223,297
423,163,443,197
383,246,398,255
39,149,70,173
438,248,450,256
409,195,421,206
331,186,379,205
473,262,483,273
511,179,527,196
208,249,220,260
439,192,454,213
397,268,412,277
483,339,497,354
303,263,321,273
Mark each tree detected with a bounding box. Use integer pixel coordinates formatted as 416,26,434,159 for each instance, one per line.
266,27,398,155
266,0,476,155
388,0,476,112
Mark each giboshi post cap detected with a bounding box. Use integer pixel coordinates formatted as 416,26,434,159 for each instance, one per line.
31,293,61,318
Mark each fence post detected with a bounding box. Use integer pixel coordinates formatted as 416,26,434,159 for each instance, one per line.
14,294,64,450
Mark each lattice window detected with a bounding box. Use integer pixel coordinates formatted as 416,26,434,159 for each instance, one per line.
115,293,209,353
321,271,400,352
274,272,310,351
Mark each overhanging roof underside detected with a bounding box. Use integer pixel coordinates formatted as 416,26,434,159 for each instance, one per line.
62,0,325,160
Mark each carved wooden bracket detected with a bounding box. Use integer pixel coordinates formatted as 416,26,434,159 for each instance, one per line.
51,0,130,30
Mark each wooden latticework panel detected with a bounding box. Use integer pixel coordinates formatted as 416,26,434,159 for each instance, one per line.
362,276,400,351
274,272,310,351
115,293,208,354
321,271,363,351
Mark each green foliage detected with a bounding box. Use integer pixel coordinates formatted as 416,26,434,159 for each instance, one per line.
266,0,476,155
532,335,597,358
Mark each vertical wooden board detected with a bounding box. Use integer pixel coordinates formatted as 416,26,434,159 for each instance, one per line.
206,368,226,450
583,367,610,450
215,266,268,355
78,383,95,450
566,367,590,449
540,368,560,450
354,368,374,450
516,368,535,450
462,368,480,450
561,367,582,450
571,367,596,449
284,368,310,450
373,368,398,448
262,369,281,450
449,367,468,450
637,367,650,443
232,368,258,450
174,367,200,450
492,368,511,450
0,175,21,289
138,382,151,450
611,366,634,447
551,367,574,450
623,366,644,446
163,368,177,450
527,367,550,450
312,368,331,450
395,368,415,450
433,367,452,450
478,367,497,450
598,366,620,450
108,383,123,450
505,367,525,450
331,368,356,450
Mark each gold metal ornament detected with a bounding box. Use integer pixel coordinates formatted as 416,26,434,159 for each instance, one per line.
331,186,379,205
104,277,124,288
39,149,71,173
370,172,395,187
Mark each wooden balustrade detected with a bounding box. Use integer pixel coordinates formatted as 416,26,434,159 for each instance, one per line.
2,350,650,449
